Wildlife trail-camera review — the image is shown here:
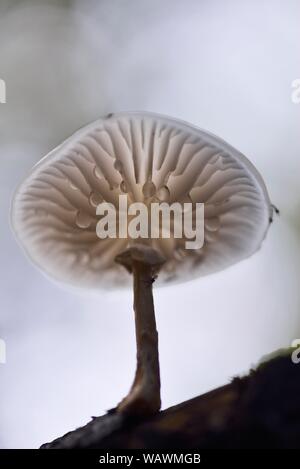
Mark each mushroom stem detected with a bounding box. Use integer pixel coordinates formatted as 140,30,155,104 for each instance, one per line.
115,245,165,417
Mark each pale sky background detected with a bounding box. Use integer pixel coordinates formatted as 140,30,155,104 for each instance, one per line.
0,0,299,448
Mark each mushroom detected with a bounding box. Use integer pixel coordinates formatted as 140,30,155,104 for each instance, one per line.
11,111,272,417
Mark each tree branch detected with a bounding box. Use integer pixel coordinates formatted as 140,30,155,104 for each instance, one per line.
41,351,300,449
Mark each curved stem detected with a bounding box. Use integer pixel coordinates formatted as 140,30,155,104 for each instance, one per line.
115,245,165,417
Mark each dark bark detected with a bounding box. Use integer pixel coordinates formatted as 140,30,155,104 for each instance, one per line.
41,352,300,449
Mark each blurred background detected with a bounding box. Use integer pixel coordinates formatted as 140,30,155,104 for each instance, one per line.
0,0,299,448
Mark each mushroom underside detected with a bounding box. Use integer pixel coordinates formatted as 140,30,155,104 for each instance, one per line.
11,112,271,289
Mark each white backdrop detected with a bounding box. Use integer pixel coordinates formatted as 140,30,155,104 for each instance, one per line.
0,0,299,448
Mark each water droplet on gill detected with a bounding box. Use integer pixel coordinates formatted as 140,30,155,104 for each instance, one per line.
157,185,170,201
205,216,220,232
114,159,123,172
75,211,92,229
94,166,103,180
89,192,103,207
120,180,128,193
68,180,79,191
142,181,156,198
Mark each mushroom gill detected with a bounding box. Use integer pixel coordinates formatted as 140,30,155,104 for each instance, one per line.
11,112,272,289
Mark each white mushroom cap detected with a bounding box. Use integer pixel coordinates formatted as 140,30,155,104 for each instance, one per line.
11,112,272,289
